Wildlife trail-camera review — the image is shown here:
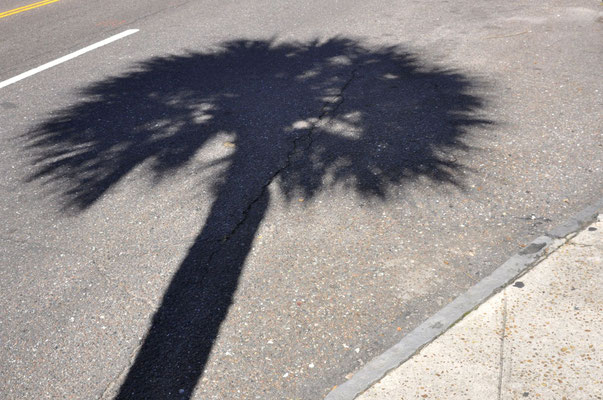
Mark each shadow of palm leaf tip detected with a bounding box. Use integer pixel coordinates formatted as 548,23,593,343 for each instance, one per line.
23,37,492,399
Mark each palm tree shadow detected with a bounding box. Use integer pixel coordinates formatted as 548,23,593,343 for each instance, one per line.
23,38,491,398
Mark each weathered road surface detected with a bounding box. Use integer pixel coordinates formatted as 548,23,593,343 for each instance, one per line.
0,0,601,399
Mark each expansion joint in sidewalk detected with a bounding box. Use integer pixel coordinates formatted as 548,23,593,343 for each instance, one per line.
497,293,508,400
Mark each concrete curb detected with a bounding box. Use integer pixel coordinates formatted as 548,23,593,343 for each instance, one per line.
325,196,603,400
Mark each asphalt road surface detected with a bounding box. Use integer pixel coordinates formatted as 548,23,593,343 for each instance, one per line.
1,0,601,399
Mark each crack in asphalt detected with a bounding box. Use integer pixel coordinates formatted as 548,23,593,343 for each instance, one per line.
100,68,358,398
202,68,358,264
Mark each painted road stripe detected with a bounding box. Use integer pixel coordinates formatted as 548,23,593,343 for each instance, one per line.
0,0,60,19
0,29,139,89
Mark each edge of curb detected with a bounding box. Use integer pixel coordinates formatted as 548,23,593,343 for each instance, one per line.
325,196,603,400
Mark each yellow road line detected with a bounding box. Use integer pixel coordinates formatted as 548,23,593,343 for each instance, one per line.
0,0,60,19
0,0,58,16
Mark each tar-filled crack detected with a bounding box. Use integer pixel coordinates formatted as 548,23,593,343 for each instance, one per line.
100,69,357,398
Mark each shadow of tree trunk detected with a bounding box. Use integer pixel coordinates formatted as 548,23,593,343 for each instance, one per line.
117,187,270,399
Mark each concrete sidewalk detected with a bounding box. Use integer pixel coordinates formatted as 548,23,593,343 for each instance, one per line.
357,215,602,400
